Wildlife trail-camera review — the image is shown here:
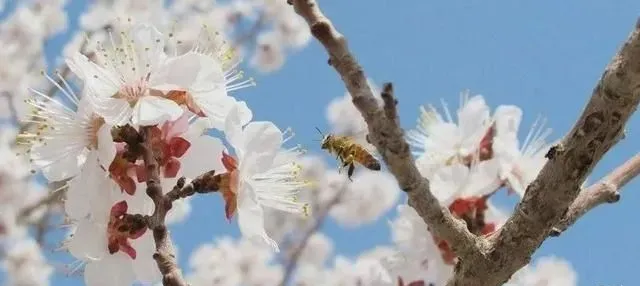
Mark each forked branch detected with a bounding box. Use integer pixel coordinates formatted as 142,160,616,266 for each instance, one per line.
140,126,188,286
288,1,640,285
450,19,640,286
288,0,483,264
552,152,640,235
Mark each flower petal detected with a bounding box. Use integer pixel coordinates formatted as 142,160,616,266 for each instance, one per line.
67,218,108,261
84,253,135,286
66,52,119,98
129,23,165,74
97,124,116,169
131,96,184,126
179,135,226,179
241,121,282,156
150,52,200,91
429,163,469,206
91,97,133,126
32,144,86,182
224,104,247,153
237,184,279,252
194,90,238,130
131,233,162,283
65,153,104,220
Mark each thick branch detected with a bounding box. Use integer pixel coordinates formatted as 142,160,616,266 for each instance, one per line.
288,0,482,263
450,20,640,286
139,126,187,286
551,152,640,235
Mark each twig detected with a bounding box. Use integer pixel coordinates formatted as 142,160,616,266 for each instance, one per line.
288,0,481,265
448,19,640,286
139,126,188,286
279,188,343,286
165,173,220,202
551,152,640,235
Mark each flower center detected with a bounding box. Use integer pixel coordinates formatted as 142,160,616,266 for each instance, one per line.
113,75,150,107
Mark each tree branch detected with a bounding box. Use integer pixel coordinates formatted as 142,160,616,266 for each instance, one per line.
289,1,640,285
449,19,640,286
165,173,220,202
139,126,187,286
288,0,483,264
551,152,640,235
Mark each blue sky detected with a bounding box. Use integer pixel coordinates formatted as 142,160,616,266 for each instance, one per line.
2,1,640,285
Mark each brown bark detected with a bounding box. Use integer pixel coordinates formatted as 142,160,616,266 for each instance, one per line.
288,1,640,285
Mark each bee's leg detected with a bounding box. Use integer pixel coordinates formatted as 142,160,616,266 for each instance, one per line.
343,154,356,181
347,163,355,181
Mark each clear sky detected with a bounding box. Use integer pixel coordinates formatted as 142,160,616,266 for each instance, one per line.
3,1,640,285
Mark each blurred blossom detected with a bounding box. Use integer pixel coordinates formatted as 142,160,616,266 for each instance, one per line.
187,236,283,286
330,170,400,227
251,31,285,73
2,238,53,286
326,79,381,139
297,232,333,267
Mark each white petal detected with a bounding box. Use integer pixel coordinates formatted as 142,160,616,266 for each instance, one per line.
131,233,162,283
84,254,135,286
132,96,184,126
237,184,279,252
429,163,469,205
182,117,214,142
97,124,116,169
241,121,282,156
125,184,155,216
67,52,119,98
189,52,226,92
129,23,165,73
67,218,108,261
458,95,490,136
194,90,238,130
494,105,522,137
150,52,200,91
238,122,283,175
91,97,133,126
224,104,247,152
65,152,102,220
32,143,85,182
234,101,253,127
180,135,226,179
463,159,501,197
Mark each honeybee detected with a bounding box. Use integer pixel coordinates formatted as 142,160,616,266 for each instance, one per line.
316,128,381,181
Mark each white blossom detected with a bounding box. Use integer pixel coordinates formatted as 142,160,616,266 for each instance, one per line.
492,105,554,197
2,238,53,286
187,236,283,286
222,105,311,251
330,170,400,227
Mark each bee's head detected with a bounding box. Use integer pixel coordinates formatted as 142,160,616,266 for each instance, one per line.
320,134,332,149
315,127,331,149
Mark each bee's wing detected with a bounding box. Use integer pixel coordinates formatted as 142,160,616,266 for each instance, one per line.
352,135,381,160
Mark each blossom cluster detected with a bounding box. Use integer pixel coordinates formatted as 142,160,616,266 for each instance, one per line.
0,1,584,285
184,85,577,286
15,21,311,286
